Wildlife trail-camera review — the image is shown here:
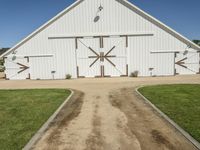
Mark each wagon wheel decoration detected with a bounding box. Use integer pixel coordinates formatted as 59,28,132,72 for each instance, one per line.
77,38,126,77
88,46,116,67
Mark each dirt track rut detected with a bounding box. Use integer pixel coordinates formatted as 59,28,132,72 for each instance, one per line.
0,75,199,150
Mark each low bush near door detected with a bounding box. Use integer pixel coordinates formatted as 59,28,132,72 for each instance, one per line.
138,84,200,143
0,89,71,149
130,71,139,77
66,74,72,79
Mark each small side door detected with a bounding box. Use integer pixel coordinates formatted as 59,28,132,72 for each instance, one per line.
175,51,200,75
4,56,29,80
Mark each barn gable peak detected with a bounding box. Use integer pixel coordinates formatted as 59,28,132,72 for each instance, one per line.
1,0,200,57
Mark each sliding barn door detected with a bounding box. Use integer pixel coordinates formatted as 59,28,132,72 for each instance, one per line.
4,56,30,80
76,36,128,78
175,51,200,75
102,36,128,77
76,38,101,77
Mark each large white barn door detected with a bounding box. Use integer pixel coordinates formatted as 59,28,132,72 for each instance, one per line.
4,57,30,80
76,38,101,77
175,52,200,75
76,36,127,77
102,36,128,77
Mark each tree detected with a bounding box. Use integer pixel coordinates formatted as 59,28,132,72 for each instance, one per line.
193,40,200,46
0,48,10,55
0,48,9,72
0,59,3,66
0,59,4,72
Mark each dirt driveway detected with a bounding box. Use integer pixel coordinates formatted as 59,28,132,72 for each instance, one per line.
0,75,200,150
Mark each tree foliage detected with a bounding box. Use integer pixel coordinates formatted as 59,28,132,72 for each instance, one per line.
0,48,9,72
0,48,10,55
193,40,200,46
0,59,3,66
0,59,4,72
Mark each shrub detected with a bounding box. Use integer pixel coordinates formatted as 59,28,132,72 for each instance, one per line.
66,74,72,79
0,59,3,66
0,66,5,72
130,71,139,77
0,59,5,72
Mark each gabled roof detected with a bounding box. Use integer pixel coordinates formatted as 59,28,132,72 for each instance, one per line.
0,0,84,57
0,48,10,55
117,0,200,51
1,0,200,57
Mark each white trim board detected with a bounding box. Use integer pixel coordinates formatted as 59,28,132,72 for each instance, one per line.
5,54,54,58
150,50,200,54
48,32,154,39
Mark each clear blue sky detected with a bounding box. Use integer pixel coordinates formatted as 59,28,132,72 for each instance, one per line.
0,0,199,48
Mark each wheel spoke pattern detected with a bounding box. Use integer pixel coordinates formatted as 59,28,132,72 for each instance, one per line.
88,46,116,67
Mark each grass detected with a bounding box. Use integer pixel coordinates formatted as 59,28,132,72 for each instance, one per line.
0,89,71,150
138,84,200,143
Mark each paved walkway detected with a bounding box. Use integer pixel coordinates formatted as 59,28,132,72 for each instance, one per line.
0,75,199,150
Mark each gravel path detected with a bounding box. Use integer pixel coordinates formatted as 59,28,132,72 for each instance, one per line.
0,75,199,150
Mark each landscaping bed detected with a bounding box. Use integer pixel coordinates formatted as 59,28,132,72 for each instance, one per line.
0,89,71,150
138,84,200,143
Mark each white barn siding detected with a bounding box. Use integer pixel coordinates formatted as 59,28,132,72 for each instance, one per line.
2,0,200,79
29,56,54,79
128,36,175,76
50,39,77,79
151,53,175,76
128,36,153,76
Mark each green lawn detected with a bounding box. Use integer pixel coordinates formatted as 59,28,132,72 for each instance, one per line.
0,89,71,150
138,84,200,143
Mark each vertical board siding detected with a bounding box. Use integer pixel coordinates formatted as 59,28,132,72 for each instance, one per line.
128,36,153,76
29,57,54,79
151,53,175,76
4,0,199,79
77,38,101,77
50,39,77,79
103,37,127,76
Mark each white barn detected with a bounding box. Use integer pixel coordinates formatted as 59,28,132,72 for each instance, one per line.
1,0,200,80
